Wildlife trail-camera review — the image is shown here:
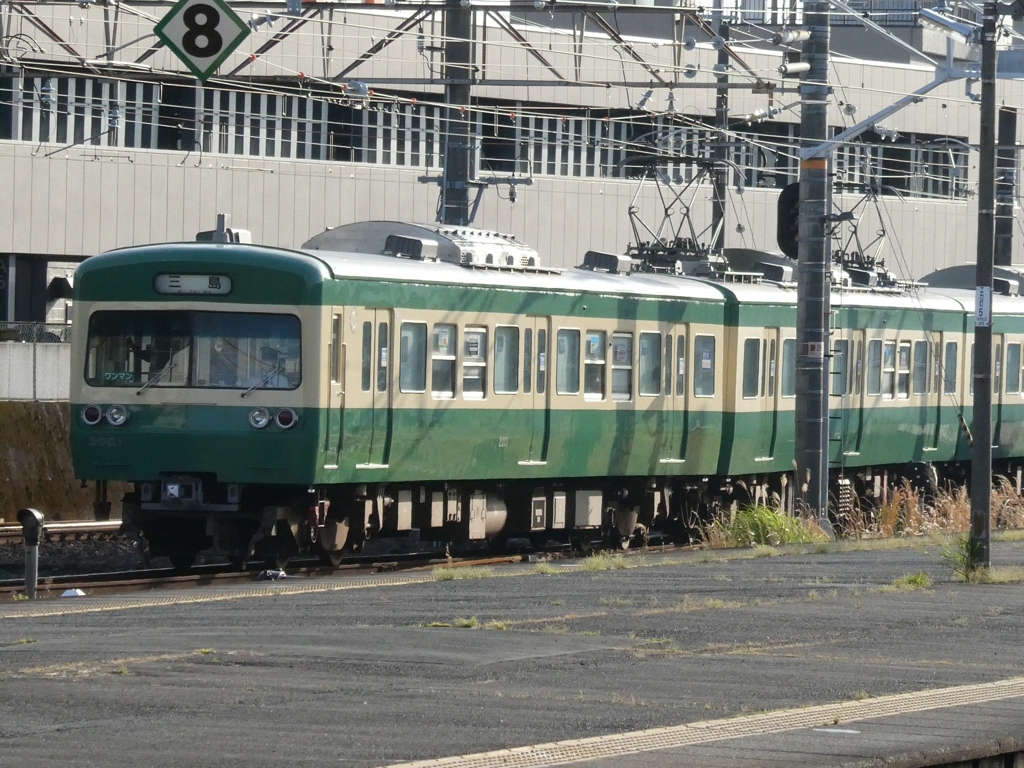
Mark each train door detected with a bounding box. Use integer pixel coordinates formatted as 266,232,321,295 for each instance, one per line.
846,329,866,456
759,328,780,459
359,308,393,468
742,328,777,460
994,334,1004,447
522,316,551,464
325,308,345,468
924,334,942,452
660,328,686,464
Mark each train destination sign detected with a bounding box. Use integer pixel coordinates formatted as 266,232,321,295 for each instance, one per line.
154,0,250,82
155,274,232,295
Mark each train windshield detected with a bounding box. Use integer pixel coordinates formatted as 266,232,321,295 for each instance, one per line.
85,310,301,391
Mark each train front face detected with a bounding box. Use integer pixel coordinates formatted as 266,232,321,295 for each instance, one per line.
70,243,330,564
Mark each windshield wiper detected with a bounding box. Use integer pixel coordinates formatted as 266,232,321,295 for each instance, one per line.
136,362,175,395
241,365,284,398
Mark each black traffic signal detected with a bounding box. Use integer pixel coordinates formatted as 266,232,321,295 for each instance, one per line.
777,182,800,259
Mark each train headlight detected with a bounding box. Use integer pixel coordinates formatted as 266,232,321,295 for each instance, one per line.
82,404,103,426
106,404,129,426
275,408,298,430
249,407,271,429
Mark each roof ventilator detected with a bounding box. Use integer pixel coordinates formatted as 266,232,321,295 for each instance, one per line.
578,251,634,275
383,234,439,262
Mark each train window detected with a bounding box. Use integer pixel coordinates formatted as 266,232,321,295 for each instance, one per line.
913,341,929,395
524,329,533,395
639,332,662,396
1003,346,1019,397
463,327,488,399
362,322,372,392
494,326,520,394
742,338,760,399
611,333,633,400
556,329,581,395
664,335,673,394
377,322,390,392
676,336,687,396
970,343,975,395
693,335,716,398
898,341,911,397
87,310,302,391
768,339,777,398
584,330,606,400
1008,344,1021,395
186,314,297,389
855,341,863,396
760,341,768,398
431,324,457,398
781,339,796,397
330,314,342,384
995,343,1002,394
867,340,882,396
399,322,427,393
85,310,190,389
882,341,896,398
537,329,547,394
832,340,848,396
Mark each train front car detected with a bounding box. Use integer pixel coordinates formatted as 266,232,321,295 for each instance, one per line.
70,243,329,569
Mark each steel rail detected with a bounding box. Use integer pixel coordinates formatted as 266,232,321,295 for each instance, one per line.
0,520,123,545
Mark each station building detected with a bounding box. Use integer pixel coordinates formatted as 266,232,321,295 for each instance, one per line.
1,0,1023,328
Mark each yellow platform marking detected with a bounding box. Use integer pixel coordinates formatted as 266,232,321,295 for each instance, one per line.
16,652,198,677
380,676,1024,768
0,573,441,620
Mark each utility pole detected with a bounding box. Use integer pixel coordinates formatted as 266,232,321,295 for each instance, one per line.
441,0,473,226
794,0,831,529
971,0,998,569
711,19,729,253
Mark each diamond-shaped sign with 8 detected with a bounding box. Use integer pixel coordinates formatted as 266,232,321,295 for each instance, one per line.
154,0,250,82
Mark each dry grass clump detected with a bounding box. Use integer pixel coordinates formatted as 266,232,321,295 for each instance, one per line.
872,571,933,593
698,476,1024,556
580,551,629,571
432,566,494,581
838,477,1024,540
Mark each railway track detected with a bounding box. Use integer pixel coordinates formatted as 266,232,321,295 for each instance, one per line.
0,552,529,601
0,520,124,545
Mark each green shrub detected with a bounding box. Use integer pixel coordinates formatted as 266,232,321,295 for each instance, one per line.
710,505,827,548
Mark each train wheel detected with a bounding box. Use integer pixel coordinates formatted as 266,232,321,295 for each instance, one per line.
169,553,195,572
316,546,344,567
314,517,349,567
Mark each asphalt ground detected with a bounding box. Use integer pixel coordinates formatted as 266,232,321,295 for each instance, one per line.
3,540,1024,767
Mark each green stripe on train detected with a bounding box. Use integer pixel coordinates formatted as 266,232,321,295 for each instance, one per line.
72,402,1014,486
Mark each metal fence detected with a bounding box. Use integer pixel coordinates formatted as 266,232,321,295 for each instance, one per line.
0,323,72,401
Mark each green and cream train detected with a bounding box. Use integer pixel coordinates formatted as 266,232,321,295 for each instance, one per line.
69,222,1023,566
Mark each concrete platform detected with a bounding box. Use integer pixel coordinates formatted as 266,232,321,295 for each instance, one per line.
3,541,1024,767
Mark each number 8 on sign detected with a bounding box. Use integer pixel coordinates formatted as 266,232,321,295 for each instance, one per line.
154,0,250,82
183,6,223,58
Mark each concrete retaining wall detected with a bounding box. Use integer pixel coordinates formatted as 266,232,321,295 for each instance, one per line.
0,401,123,522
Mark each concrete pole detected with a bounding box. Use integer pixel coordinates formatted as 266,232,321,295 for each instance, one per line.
971,0,998,569
441,0,473,226
794,0,832,530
